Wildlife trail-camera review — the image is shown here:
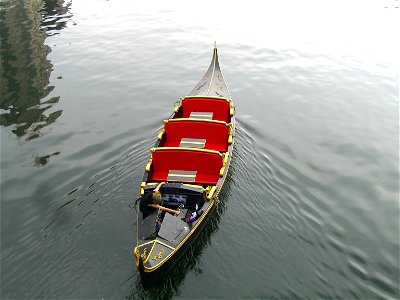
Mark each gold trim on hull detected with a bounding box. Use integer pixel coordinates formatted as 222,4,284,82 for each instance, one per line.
141,140,235,273
206,48,217,96
143,196,217,272
136,46,235,276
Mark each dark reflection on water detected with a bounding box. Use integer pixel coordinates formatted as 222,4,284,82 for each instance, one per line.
29,151,61,167
40,0,72,36
0,0,71,141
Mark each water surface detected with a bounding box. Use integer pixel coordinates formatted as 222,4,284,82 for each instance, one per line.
1,0,399,299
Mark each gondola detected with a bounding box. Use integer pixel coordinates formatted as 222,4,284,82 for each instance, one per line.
134,45,235,287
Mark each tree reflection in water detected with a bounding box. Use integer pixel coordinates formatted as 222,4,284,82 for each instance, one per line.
0,0,72,141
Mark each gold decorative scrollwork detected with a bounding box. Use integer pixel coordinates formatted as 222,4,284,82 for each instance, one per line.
152,248,164,261
140,248,148,259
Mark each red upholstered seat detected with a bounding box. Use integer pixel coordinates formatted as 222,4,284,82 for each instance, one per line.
148,149,223,185
161,120,229,152
181,97,231,123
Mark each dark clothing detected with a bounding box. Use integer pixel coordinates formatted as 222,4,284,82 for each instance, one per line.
139,192,154,219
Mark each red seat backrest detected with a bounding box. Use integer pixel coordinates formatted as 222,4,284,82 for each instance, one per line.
181,97,230,123
165,120,228,148
152,149,222,176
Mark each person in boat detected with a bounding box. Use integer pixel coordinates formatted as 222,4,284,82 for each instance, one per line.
139,181,181,219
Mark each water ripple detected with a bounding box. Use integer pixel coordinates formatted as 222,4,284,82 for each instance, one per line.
1,1,398,298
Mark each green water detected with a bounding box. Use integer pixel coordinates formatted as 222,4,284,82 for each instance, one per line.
1,0,399,299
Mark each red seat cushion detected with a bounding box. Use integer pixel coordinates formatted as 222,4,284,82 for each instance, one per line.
181,97,230,123
148,149,222,185
162,120,229,152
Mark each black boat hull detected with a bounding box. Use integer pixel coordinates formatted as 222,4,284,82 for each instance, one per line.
134,46,234,287
139,199,218,288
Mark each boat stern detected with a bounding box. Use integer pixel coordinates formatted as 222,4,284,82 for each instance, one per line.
135,239,175,270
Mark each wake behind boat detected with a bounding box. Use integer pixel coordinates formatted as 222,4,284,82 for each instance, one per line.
134,46,235,286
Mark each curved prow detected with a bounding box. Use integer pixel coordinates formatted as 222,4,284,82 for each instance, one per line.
188,45,230,99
